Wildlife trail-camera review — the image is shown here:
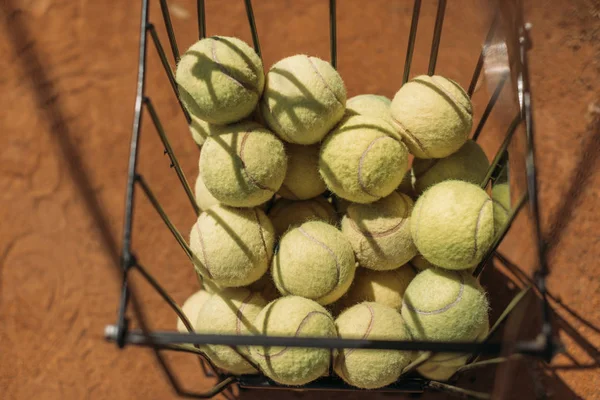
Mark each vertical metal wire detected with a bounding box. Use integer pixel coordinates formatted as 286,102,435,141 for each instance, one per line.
402,0,422,84
479,115,521,189
427,0,446,75
244,0,262,58
472,74,508,141
197,0,206,39
468,14,498,97
329,0,337,68
158,0,181,63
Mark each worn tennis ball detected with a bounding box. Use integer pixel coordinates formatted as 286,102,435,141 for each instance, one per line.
345,94,396,132
492,183,511,234
272,220,356,305
319,115,409,203
341,192,417,270
251,296,337,385
176,36,264,125
203,273,279,302
412,140,490,195
176,290,212,332
334,302,413,389
336,267,416,312
200,121,287,207
188,113,222,147
190,204,275,287
278,143,327,199
411,180,494,270
407,254,436,271
390,75,473,159
268,196,337,237
194,171,219,211
195,288,266,374
260,54,347,144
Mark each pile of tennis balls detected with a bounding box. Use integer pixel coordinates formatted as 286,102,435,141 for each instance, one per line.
175,36,502,389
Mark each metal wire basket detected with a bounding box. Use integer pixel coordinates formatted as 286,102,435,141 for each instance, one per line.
104,0,557,398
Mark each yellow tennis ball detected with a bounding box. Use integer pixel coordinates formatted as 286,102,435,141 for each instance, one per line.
341,192,417,270
336,267,416,312
194,171,219,211
407,254,436,271
390,75,473,159
190,204,275,287
412,140,490,194
268,196,337,237
200,121,287,207
188,113,222,147
319,115,409,203
411,180,494,270
492,182,510,233
195,288,266,374
272,220,356,305
334,302,413,389
251,296,337,385
176,290,212,332
278,143,327,200
345,94,396,132
260,55,346,144
176,36,264,125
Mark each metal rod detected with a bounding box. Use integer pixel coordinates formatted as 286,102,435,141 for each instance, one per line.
459,355,522,374
468,14,499,97
197,0,206,40
158,0,181,63
427,0,446,75
427,381,490,400
143,97,199,216
244,0,261,58
480,115,521,189
329,0,337,69
486,287,532,343
147,24,192,124
472,73,508,141
403,0,422,84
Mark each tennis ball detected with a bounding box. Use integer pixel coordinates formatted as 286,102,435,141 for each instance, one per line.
194,171,219,211
336,267,416,312
492,183,511,233
195,287,266,374
278,143,327,200
341,192,417,270
176,36,264,125
319,115,409,203
334,302,413,389
272,220,356,305
190,204,275,287
176,290,212,332
390,75,473,158
188,113,221,147
411,180,494,270
251,296,337,385
200,121,287,207
346,94,396,132
268,196,337,237
407,254,436,271
260,55,346,144
412,140,490,194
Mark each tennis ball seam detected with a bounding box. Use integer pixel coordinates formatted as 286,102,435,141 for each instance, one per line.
390,115,432,158
412,77,473,130
235,291,258,335
297,226,341,297
357,136,389,198
343,303,375,359
433,76,473,115
194,220,215,279
471,198,492,263
346,194,410,238
253,310,332,359
210,38,259,94
403,273,465,315
239,131,277,192
306,56,344,106
254,208,270,261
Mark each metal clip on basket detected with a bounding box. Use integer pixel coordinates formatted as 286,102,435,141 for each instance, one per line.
104,0,557,398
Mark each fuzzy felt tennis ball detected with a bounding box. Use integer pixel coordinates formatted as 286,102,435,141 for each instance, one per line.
319,115,409,203
345,94,396,132
411,180,494,270
200,121,287,207
272,220,356,305
492,183,511,234
202,273,279,302
341,191,417,270
278,143,327,200
194,171,219,211
188,113,223,147
190,204,275,287
390,75,473,159
407,254,436,271
176,36,264,125
412,140,490,194
195,287,266,374
268,196,337,237
336,267,416,312
334,302,413,389
176,290,212,332
251,296,337,385
260,54,346,144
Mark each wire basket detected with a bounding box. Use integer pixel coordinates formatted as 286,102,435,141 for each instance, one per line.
104,0,557,398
